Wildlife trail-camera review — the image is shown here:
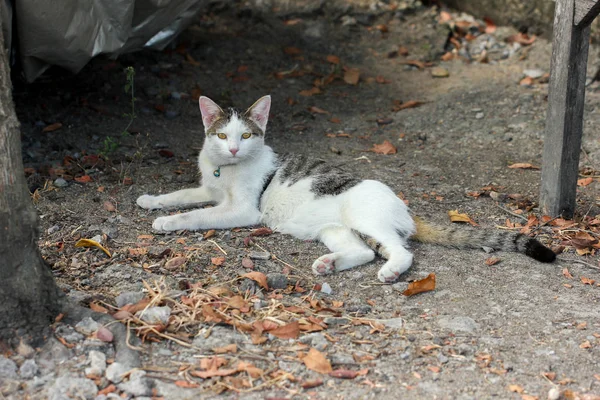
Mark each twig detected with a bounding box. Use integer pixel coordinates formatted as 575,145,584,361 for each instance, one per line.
530,215,560,233
493,203,528,221
208,239,228,255
563,258,600,272
252,242,312,279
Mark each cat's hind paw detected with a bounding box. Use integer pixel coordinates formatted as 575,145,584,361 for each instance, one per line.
137,194,161,210
152,215,186,232
312,255,336,275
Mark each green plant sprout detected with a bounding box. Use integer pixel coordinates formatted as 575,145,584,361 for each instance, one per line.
101,66,136,157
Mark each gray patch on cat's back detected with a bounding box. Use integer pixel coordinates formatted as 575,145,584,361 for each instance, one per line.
311,172,360,196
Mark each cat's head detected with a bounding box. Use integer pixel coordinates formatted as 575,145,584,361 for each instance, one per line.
199,95,271,164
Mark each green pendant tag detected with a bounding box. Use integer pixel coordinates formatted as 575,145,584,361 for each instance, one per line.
213,167,220,177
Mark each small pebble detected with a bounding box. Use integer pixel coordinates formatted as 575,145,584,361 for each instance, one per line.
547,387,560,400
321,282,332,295
54,178,68,188
475,112,484,119
47,225,60,235
431,67,450,78
249,251,270,260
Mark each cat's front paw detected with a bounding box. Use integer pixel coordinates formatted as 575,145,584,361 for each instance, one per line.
137,194,161,210
152,215,186,232
312,255,337,275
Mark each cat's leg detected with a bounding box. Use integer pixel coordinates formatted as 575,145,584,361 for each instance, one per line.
312,227,375,276
359,229,413,283
152,204,261,231
137,186,219,210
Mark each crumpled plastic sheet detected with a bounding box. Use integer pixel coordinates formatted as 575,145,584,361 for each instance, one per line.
3,0,208,82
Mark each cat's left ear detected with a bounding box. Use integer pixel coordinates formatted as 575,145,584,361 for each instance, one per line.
245,95,271,133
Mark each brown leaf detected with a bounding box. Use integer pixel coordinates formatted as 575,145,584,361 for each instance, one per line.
392,99,426,111
212,344,237,354
562,268,574,279
191,368,238,378
580,340,592,349
174,380,200,388
283,46,302,55
581,277,596,285
302,348,333,374
250,227,273,236
227,295,249,311
403,273,436,296
97,384,117,395
508,384,525,394
507,32,536,46
165,256,187,270
242,271,269,289
521,395,539,400
329,369,367,379
370,140,397,155
241,257,254,269
508,163,540,170
485,257,501,266
103,201,116,212
96,326,114,342
577,177,594,187
309,106,329,115
204,229,215,239
211,257,226,266
270,321,300,339
75,175,93,183
330,117,341,124
326,55,340,64
483,17,497,34
75,238,111,257
543,371,557,381
299,87,321,97
301,379,323,389
448,210,478,226
343,68,360,85
89,302,109,314
43,122,63,132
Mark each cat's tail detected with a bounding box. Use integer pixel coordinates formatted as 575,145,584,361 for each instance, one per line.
410,217,556,263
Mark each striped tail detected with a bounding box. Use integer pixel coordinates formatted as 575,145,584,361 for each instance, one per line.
410,217,556,263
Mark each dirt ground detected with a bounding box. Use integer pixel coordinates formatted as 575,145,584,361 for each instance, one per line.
7,1,600,399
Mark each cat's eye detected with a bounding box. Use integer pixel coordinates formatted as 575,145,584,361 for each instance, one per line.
241,132,252,139
217,133,227,139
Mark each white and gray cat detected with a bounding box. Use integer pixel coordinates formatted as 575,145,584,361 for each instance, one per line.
137,95,556,282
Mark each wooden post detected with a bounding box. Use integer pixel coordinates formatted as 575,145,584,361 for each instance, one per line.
540,0,592,218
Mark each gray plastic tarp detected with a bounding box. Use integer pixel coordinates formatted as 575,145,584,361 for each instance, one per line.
3,0,209,82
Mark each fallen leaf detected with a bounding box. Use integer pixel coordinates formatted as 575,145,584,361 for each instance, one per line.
519,76,534,86
563,283,573,288
302,348,333,374
329,369,368,379
284,18,303,25
165,256,187,270
75,175,93,183
174,381,200,388
241,257,254,269
211,257,226,266
521,395,539,400
485,257,501,266
191,368,238,378
242,271,269,289
508,163,540,170
89,302,109,313
158,149,174,158
283,46,302,55
448,210,478,226
204,229,215,239
330,117,341,124
392,99,426,111
507,32,537,46
97,384,117,395
370,140,397,155
508,384,525,394
75,239,111,257
344,68,360,85
43,122,63,132
403,273,436,296
577,177,594,187
326,55,340,64
301,379,323,389
250,227,273,236
376,75,390,84
309,106,329,115
103,201,116,212
212,344,237,354
542,371,557,381
270,321,300,339
483,17,497,34
299,87,321,96
581,277,596,285
428,366,441,373
580,340,592,349
562,268,574,279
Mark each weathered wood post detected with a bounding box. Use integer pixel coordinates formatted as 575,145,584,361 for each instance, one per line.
540,0,600,217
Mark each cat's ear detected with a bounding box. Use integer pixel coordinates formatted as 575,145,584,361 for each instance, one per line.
245,95,271,133
199,96,224,130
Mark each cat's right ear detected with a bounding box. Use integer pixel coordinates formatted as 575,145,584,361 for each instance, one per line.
199,96,224,130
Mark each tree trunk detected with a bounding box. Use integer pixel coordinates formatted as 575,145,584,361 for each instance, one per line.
0,16,62,344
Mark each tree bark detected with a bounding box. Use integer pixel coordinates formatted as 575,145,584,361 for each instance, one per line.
0,15,62,344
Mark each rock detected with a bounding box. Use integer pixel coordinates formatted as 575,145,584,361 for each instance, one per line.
118,370,154,397
0,356,18,380
438,354,449,364
524,69,545,79
475,112,484,119
392,281,409,293
37,337,73,370
323,317,351,326
340,15,357,26
299,332,328,351
85,351,107,377
17,341,36,358
75,317,100,336
171,91,182,100
431,67,450,78
48,374,98,400
1,379,20,396
137,306,171,325
105,362,129,383
115,291,145,307
267,273,288,289
19,359,38,379
437,316,479,334
249,251,270,260
47,225,60,234
548,387,560,400
376,318,404,329
192,326,246,350
456,343,474,356
90,234,104,244
54,177,68,188
96,326,114,342
320,282,333,294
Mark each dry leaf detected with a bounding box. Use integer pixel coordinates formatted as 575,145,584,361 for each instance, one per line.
89,302,109,314
326,55,340,64
302,348,333,374
165,256,187,270
309,106,329,115
43,122,63,132
521,395,539,400
75,239,111,257
392,99,426,111
103,201,116,212
370,140,397,155
329,369,368,379
519,76,534,86
448,210,478,226
400,60,426,69
542,371,557,381
301,379,323,389
330,117,341,124
562,268,574,279
250,227,273,236
581,277,596,285
283,46,302,55
299,87,321,97
270,321,300,339
242,271,269,289
174,380,200,388
204,229,216,239
508,384,525,394
485,257,501,266
344,68,360,85
212,344,237,354
211,257,226,266
577,177,594,187
483,17,496,34
75,175,93,183
580,340,592,349
508,163,539,170
402,273,436,296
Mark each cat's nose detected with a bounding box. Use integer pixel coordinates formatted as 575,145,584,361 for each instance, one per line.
229,148,239,156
